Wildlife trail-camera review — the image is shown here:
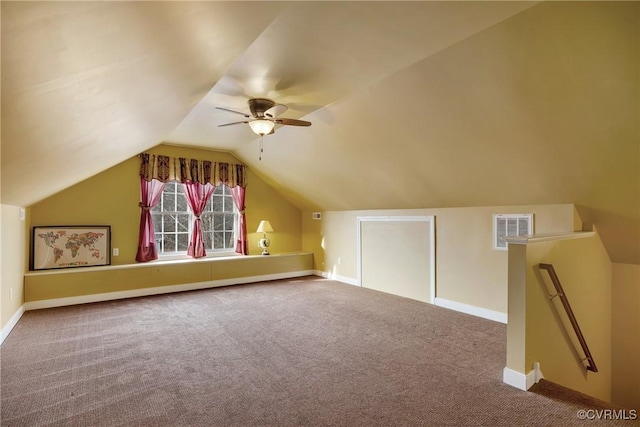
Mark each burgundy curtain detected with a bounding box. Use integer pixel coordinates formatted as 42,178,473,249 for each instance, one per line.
182,181,216,258
230,186,248,255
135,178,166,262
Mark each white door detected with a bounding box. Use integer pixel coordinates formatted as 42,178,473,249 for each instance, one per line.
357,216,435,303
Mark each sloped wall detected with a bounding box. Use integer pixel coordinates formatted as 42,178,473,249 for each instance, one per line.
240,1,639,265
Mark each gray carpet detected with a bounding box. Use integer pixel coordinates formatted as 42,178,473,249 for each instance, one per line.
1,276,635,426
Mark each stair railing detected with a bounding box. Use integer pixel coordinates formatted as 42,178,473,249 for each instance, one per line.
538,263,598,373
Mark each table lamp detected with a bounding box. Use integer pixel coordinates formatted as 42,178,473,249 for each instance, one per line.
256,220,274,255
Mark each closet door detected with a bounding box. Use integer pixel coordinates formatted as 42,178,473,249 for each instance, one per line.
357,216,435,303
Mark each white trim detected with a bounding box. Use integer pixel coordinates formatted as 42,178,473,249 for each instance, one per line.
313,270,358,286
504,231,595,245
503,363,544,391
24,270,314,311
1,305,25,345
356,215,436,304
434,297,507,324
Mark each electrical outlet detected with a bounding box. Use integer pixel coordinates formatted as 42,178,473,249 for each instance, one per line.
113,248,119,256
10,288,13,301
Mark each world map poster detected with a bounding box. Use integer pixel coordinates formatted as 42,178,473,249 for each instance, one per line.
32,226,111,270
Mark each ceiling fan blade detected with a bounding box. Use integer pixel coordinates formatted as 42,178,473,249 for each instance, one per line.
275,118,312,127
264,104,288,119
215,107,250,118
218,121,248,127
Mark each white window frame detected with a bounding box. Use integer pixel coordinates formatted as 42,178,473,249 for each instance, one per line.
493,213,533,251
152,181,238,258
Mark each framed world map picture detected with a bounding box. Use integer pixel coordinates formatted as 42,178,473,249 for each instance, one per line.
32,226,111,270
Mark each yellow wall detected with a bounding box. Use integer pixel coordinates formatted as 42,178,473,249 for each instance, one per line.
523,231,612,402
22,144,303,304
1,205,28,330
29,144,302,266
302,204,576,314
611,263,640,409
24,253,313,303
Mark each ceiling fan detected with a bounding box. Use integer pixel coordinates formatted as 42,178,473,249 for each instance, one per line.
216,98,311,136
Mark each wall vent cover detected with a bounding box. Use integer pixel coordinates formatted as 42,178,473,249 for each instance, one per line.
493,213,533,250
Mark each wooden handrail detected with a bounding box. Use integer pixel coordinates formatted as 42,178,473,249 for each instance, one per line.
538,263,598,373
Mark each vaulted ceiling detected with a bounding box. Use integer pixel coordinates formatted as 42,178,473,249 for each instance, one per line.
2,1,638,263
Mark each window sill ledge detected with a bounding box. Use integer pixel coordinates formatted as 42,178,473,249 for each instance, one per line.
25,252,313,276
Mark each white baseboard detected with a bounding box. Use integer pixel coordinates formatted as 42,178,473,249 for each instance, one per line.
24,270,315,311
313,270,359,286
503,362,544,391
434,297,507,324
1,305,25,345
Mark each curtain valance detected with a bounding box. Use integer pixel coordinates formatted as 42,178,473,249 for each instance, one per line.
139,153,247,188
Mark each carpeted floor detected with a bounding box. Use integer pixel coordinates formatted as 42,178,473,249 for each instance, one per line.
1,276,635,426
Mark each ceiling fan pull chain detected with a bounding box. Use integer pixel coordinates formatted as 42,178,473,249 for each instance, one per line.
259,136,264,161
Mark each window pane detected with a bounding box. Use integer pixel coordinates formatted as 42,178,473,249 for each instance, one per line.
164,234,176,252
155,235,163,252
212,195,223,211
163,192,175,211
214,186,224,195
213,214,224,231
204,231,213,249
224,213,235,230
507,218,518,237
224,232,234,248
201,214,214,232
224,196,234,212
178,214,190,232
177,233,189,251
164,215,176,232
203,198,213,212
214,231,224,248
152,214,162,233
177,193,188,212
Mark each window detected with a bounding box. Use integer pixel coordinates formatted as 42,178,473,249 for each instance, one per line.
493,213,533,250
201,185,236,251
152,182,237,255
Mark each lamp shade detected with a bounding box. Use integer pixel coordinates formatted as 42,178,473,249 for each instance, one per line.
256,220,274,233
249,119,275,136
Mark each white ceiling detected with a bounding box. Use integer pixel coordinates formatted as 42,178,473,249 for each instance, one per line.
2,1,638,263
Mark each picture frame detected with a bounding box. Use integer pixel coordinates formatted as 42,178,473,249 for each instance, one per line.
31,225,111,270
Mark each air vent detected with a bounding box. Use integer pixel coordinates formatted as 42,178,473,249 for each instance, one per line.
493,213,533,250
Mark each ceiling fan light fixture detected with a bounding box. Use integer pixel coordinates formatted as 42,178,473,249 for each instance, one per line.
249,119,275,136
